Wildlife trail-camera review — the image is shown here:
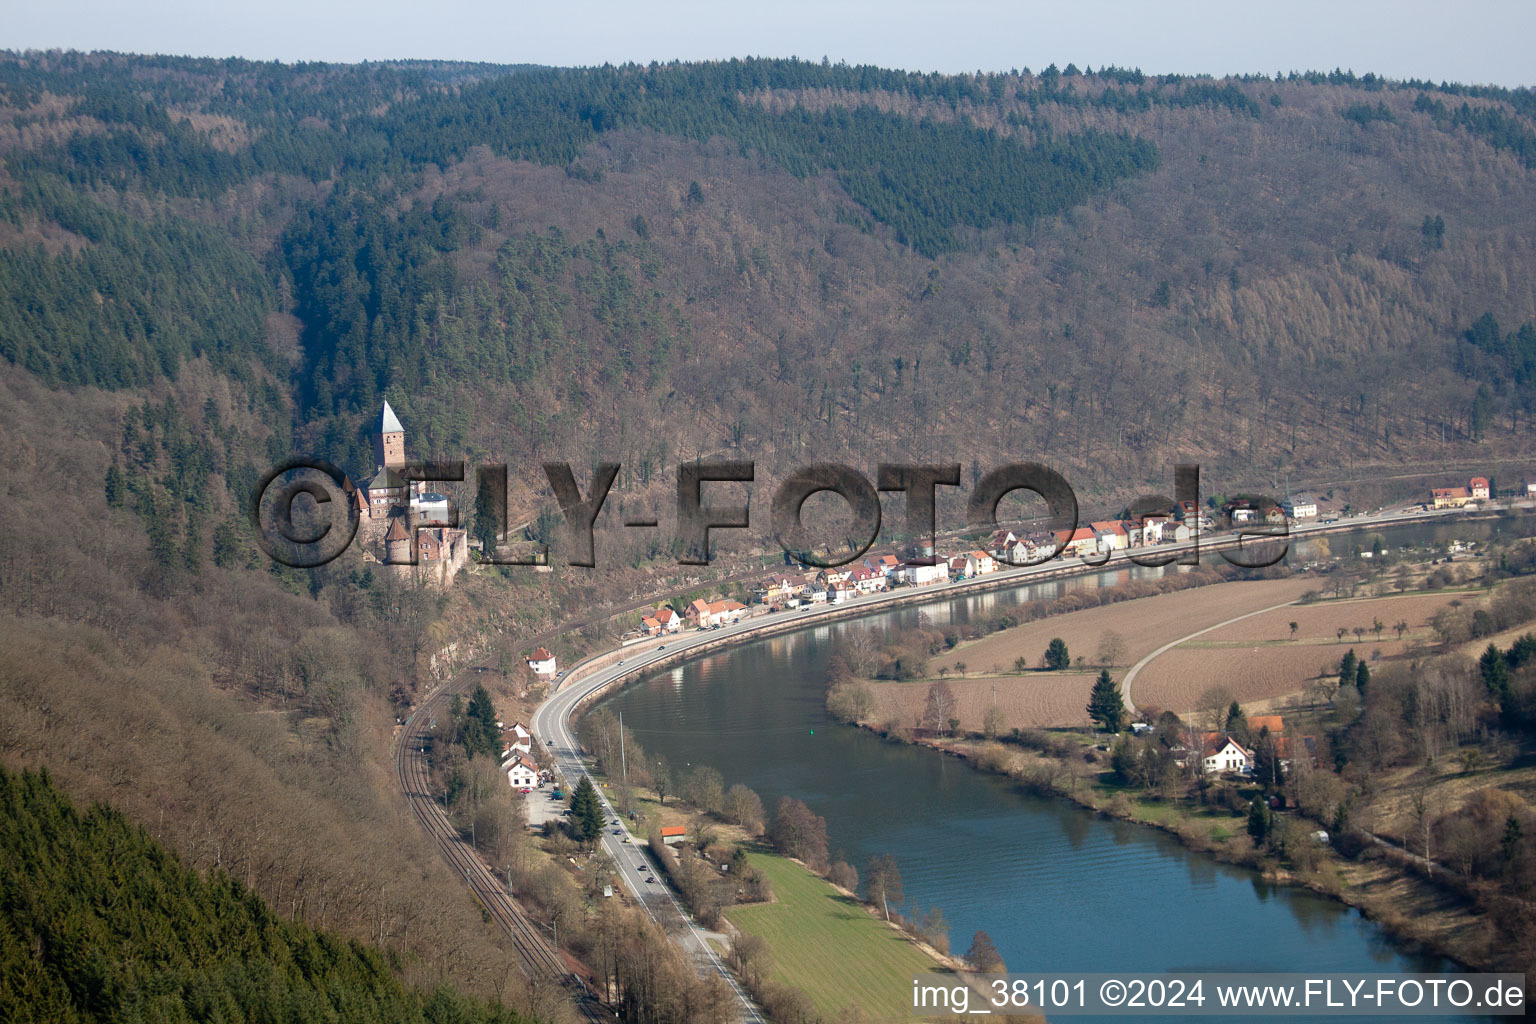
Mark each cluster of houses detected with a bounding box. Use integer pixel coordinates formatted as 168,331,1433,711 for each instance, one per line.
499,720,552,791
734,513,1212,611
1432,476,1492,508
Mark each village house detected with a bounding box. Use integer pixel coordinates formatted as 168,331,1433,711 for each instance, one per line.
965,550,997,574
1138,515,1170,544
1225,501,1256,524
828,580,857,604
896,561,949,586
686,598,748,628
816,567,852,588
1433,486,1472,509
992,536,1031,564
848,566,885,593
1525,477,1536,498
1057,526,1100,559
1202,734,1254,775
504,755,540,791
755,574,804,605
1090,521,1130,552
526,647,558,677
502,721,532,756
1470,476,1491,500
660,825,687,846
1283,493,1319,519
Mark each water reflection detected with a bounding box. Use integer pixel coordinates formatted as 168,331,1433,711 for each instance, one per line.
600,521,1499,986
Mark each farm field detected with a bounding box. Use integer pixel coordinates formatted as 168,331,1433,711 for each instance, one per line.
931,576,1319,677
723,850,944,1022
867,671,1101,732
870,582,1484,733
1130,591,1481,712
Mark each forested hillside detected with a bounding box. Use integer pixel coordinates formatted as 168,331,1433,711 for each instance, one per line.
0,51,1534,1018
0,767,534,1023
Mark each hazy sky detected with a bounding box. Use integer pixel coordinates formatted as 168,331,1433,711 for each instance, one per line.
7,1,1534,88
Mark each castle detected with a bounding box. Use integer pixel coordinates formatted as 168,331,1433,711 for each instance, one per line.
359,401,469,587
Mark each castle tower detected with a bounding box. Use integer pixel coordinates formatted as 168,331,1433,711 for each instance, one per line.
374,401,405,472
384,516,412,564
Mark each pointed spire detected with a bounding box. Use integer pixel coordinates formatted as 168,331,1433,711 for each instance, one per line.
384,517,410,542
380,400,404,435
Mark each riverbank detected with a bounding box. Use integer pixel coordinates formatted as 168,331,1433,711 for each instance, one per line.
870,722,1497,969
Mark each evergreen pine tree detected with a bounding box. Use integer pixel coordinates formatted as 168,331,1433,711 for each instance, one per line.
1338,649,1358,689
1086,669,1125,732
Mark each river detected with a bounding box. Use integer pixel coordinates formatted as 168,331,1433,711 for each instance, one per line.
594,519,1526,1015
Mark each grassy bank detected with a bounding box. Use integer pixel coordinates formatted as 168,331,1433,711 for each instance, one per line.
724,850,945,1022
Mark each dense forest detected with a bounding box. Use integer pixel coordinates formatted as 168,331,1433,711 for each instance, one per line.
1,50,1535,1020
0,767,534,1023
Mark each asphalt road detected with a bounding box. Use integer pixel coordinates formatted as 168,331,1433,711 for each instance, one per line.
400,498,1490,1019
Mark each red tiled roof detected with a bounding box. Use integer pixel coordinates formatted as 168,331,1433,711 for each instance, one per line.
528,647,553,661
660,825,687,837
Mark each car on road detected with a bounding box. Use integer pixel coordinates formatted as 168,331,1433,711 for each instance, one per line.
618,659,625,665
645,876,656,884
612,828,622,835
658,645,666,650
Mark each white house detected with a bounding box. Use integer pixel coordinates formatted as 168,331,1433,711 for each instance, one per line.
896,562,949,586
964,550,997,575
1202,735,1254,775
1470,477,1491,500
993,538,1031,564
848,567,885,594
526,647,558,677
502,721,532,756
1283,493,1319,519
504,756,540,790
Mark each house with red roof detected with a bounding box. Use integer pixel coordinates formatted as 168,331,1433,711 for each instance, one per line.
525,647,557,677
1470,476,1491,500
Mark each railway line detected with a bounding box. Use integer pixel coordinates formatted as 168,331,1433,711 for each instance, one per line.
392,688,611,1020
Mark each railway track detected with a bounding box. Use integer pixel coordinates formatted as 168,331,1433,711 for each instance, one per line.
392,687,610,1020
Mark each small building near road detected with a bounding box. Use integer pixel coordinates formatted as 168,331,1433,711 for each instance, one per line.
1433,486,1472,509
526,647,558,677
1202,734,1254,775
1470,476,1491,500
1283,493,1319,519
660,825,687,846
504,756,540,790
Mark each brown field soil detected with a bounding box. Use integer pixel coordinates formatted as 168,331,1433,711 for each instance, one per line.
1192,590,1483,646
867,671,1101,733
1130,591,1482,712
931,576,1320,676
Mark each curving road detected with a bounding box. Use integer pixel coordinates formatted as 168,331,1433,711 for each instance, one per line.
396,498,1486,1017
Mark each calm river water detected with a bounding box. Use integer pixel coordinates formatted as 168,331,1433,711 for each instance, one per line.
596,519,1528,1016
